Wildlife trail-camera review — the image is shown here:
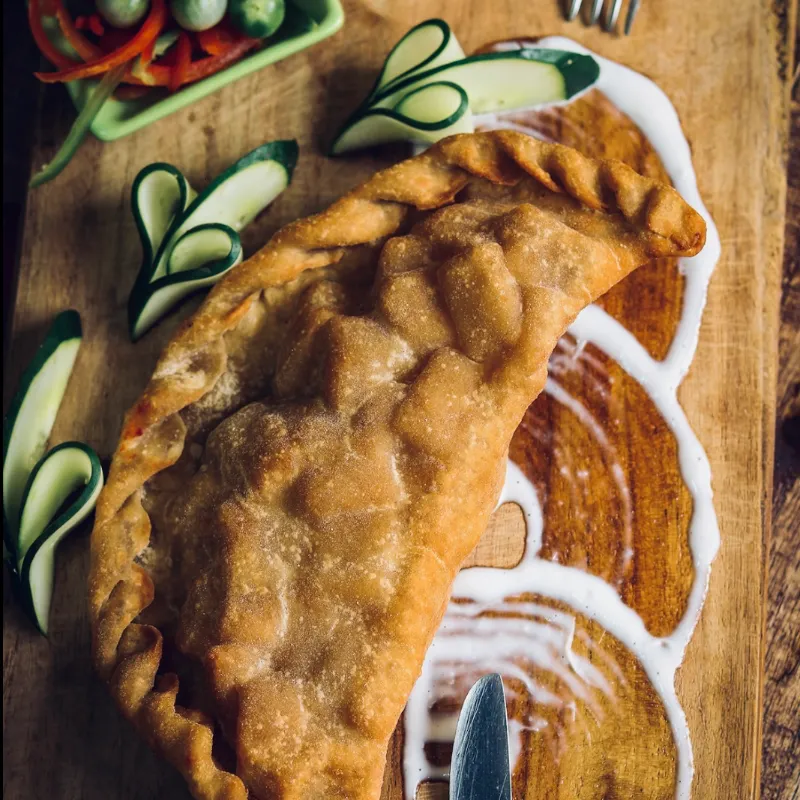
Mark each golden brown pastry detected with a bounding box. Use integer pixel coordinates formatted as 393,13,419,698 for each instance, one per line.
89,131,705,799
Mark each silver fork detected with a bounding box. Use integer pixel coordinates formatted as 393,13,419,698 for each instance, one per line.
565,0,642,34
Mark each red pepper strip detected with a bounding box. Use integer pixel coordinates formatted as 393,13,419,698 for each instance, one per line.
138,38,259,86
35,0,168,83
54,1,103,61
169,32,192,92
88,14,105,37
27,0,77,69
63,16,151,87
196,21,243,56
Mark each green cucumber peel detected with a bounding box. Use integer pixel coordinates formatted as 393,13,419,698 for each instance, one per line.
3,310,104,636
330,20,600,155
127,139,298,340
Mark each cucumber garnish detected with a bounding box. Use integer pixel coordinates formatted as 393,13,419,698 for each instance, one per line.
360,18,465,110
330,19,600,155
332,82,471,155
3,313,104,636
17,443,104,635
3,310,82,543
128,139,298,340
133,223,243,337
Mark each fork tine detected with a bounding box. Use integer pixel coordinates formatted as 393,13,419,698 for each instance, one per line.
604,0,623,31
589,0,604,24
624,0,641,34
566,0,583,21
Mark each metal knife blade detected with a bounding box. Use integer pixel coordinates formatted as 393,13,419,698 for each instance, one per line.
449,673,512,800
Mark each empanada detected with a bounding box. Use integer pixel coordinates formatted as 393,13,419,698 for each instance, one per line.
89,131,705,799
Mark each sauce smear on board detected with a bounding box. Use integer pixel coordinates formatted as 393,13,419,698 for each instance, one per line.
401,37,722,800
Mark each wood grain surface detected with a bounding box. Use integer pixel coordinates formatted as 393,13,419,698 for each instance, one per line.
762,80,800,800
2,1,796,799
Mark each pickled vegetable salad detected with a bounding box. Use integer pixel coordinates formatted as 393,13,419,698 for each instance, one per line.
27,0,292,185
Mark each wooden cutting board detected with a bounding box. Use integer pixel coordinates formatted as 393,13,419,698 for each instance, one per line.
3,1,794,799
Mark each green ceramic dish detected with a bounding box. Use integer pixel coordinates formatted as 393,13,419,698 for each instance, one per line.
64,0,343,141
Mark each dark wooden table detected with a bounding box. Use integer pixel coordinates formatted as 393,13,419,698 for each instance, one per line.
3,3,797,797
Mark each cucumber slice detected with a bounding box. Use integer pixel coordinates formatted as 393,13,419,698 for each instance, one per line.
127,140,297,340
364,19,465,104
131,162,196,279
3,310,82,548
148,140,296,283
331,39,600,155
161,140,297,270
168,222,241,274
16,442,102,568
371,49,599,114
332,82,472,154
127,163,196,332
130,223,243,339
17,442,103,635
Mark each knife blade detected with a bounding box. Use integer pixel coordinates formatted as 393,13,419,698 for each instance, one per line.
449,673,512,800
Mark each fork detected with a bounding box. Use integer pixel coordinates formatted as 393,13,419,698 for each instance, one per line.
564,0,642,34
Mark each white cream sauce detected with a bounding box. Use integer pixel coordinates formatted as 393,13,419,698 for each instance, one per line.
403,39,721,799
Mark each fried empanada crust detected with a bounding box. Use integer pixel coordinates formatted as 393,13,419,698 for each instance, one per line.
89,131,705,799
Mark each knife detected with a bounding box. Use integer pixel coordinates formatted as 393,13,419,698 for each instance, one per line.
449,673,512,800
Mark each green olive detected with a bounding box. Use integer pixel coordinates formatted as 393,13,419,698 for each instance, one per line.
95,0,150,28
169,0,228,32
